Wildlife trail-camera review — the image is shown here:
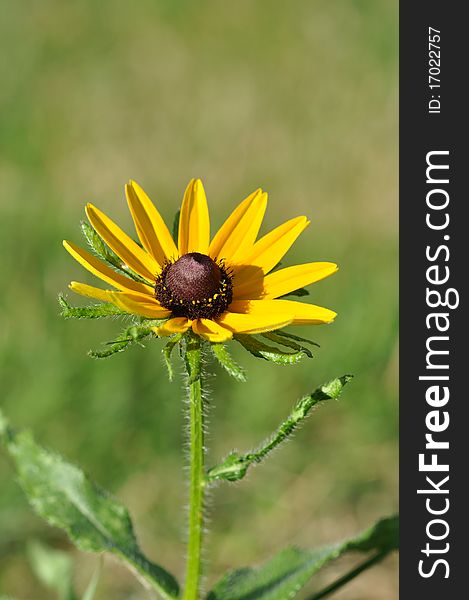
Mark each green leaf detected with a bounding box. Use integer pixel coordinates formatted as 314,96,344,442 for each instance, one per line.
59,295,125,319
234,334,308,365
344,514,399,553
306,518,399,600
206,515,398,600
163,334,183,381
211,344,247,382
207,376,352,483
0,414,180,600
89,325,153,359
27,540,77,600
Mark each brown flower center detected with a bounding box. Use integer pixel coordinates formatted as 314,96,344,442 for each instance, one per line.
155,252,233,319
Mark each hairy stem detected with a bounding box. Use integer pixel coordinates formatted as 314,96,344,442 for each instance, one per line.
207,376,352,483
183,334,205,600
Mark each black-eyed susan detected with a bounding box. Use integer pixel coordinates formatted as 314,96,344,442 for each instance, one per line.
63,179,337,343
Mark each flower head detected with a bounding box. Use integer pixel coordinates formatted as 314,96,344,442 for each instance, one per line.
63,179,337,343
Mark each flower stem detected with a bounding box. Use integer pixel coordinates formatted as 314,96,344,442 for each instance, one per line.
183,334,205,600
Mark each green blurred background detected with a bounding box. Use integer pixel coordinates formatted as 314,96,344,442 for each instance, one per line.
0,0,398,598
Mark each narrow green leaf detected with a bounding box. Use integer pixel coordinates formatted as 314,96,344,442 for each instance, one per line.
81,222,122,267
172,210,181,244
211,344,247,382
89,340,131,359
261,332,313,358
279,287,309,298
207,376,352,483
89,325,153,359
80,222,148,284
0,414,180,600
273,330,320,348
27,540,77,600
206,515,398,600
163,334,183,381
59,295,125,319
140,317,170,328
234,334,307,365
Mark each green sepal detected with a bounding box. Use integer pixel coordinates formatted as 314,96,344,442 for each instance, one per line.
210,344,247,382
0,413,180,600
234,334,308,365
273,330,320,348
206,452,249,483
207,376,352,483
141,317,170,328
261,332,313,358
80,222,148,284
163,334,183,381
279,287,309,298
206,515,398,600
89,325,153,359
81,221,122,268
270,261,282,272
59,294,125,319
172,210,181,244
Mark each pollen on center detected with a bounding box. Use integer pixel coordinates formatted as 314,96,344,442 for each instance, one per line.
155,252,233,320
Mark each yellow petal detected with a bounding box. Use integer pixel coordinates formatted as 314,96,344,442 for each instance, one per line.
156,317,192,336
108,292,171,318
63,240,153,294
229,299,337,324
178,179,210,255
125,180,178,265
86,203,158,282
217,311,293,334
69,281,113,303
192,318,233,342
236,262,338,300
233,216,310,287
232,272,264,300
209,189,267,262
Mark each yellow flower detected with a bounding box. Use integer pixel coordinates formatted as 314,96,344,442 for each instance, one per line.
64,179,338,343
